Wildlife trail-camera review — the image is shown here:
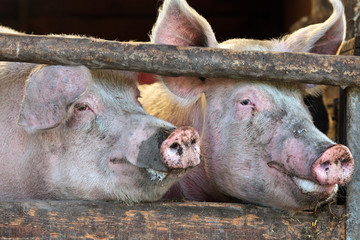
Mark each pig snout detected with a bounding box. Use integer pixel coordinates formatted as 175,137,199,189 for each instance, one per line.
160,126,200,169
312,144,354,185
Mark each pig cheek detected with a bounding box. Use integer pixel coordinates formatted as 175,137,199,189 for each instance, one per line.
107,160,143,188
234,105,254,120
265,166,308,209
24,132,63,197
266,127,305,172
278,137,310,177
66,109,95,129
123,125,156,167
106,119,159,172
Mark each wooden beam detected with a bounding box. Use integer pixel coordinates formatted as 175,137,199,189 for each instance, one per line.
340,36,360,240
0,201,346,239
1,33,360,86
345,87,360,240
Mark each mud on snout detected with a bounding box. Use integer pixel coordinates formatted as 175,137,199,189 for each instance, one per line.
137,126,201,182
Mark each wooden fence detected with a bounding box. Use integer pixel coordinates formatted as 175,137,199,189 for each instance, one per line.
0,33,359,239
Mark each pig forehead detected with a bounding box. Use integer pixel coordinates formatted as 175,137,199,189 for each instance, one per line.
91,82,137,105
83,72,142,113
205,81,305,113
210,81,303,102
220,38,288,52
91,71,138,98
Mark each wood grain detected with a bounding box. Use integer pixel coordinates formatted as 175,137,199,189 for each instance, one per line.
0,33,360,87
0,201,346,239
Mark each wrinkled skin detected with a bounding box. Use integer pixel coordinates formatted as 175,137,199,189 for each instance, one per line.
0,26,201,202
139,0,354,210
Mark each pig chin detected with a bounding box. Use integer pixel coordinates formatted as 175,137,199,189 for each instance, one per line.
109,157,191,187
109,157,170,183
269,165,338,209
292,176,338,197
144,167,191,184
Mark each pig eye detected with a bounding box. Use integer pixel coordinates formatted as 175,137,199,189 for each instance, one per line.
199,77,206,82
74,103,90,112
239,98,251,106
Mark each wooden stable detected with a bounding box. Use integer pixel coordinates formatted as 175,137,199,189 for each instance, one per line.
0,2,360,239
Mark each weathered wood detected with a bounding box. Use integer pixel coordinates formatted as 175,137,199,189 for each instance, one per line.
341,2,360,238
0,201,346,239
338,35,360,240
0,33,360,86
343,0,360,40
345,87,360,240
340,37,360,56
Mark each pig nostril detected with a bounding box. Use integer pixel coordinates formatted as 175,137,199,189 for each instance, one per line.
341,158,350,164
170,143,179,150
177,147,183,156
321,161,331,172
169,142,184,156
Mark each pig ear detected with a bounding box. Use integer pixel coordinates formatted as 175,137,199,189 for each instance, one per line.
137,72,158,85
303,84,322,96
282,0,345,55
18,65,91,133
151,0,218,101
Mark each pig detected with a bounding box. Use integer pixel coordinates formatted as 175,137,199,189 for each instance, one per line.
139,0,354,210
0,26,201,202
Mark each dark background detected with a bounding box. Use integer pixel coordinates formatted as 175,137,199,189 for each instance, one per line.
0,0,311,42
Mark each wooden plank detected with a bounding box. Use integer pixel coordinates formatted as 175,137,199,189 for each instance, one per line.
0,201,346,239
342,0,360,40
339,4,360,240
339,37,360,56
0,33,360,86
338,36,360,240
345,87,360,240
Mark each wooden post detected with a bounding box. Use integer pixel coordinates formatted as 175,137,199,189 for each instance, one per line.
341,38,360,240
0,33,360,86
341,1,360,238
345,87,360,240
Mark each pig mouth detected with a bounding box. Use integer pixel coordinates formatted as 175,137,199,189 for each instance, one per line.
110,157,190,183
292,176,338,196
146,168,168,182
145,167,193,183
267,161,337,197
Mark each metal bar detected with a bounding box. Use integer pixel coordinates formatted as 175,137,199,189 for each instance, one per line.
345,87,360,240
0,33,360,86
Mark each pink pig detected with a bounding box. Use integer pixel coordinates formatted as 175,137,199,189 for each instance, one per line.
0,26,201,202
140,0,354,210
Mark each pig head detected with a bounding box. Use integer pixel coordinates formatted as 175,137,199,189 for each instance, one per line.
0,39,200,201
139,0,354,210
